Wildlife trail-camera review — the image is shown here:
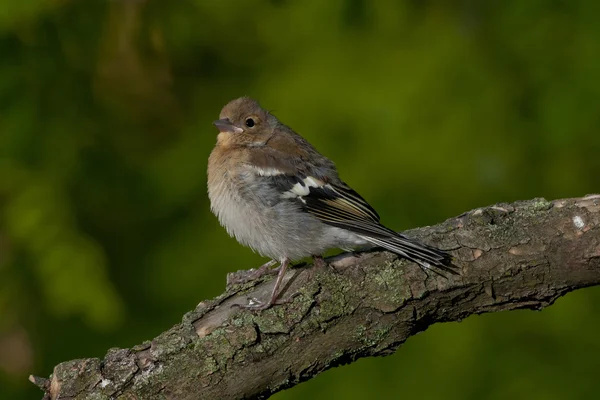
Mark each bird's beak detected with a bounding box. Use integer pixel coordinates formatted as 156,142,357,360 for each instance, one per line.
213,118,243,134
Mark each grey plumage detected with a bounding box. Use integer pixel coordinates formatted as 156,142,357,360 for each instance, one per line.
208,97,457,309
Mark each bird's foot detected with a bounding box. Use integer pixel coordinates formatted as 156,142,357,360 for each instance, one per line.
226,260,279,288
230,258,294,311
233,292,301,311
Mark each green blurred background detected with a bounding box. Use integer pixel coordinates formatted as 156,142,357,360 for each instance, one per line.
1,0,599,399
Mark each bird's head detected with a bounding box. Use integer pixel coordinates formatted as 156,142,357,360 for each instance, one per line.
213,97,277,146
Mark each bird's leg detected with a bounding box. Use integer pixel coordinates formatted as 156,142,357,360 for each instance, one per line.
226,259,278,287
240,258,294,311
266,258,290,305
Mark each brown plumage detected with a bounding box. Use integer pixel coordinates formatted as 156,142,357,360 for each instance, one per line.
208,97,457,310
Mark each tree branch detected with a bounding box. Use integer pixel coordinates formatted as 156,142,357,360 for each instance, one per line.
31,195,600,399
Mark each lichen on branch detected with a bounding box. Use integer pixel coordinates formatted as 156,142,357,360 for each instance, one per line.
32,195,600,400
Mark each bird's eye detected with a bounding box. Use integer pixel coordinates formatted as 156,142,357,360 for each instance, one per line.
245,118,255,128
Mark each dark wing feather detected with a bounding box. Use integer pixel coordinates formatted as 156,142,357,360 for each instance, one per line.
302,184,380,226
300,181,458,276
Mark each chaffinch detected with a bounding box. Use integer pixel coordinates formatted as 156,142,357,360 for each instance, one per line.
208,97,456,310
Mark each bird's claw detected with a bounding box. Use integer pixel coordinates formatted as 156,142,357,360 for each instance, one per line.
226,260,279,287
232,293,301,311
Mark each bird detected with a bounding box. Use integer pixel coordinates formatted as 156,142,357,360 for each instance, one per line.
208,97,457,310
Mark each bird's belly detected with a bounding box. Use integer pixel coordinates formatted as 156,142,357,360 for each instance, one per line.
209,182,366,260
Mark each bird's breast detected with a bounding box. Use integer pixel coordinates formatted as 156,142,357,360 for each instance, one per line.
207,149,367,260
208,152,284,257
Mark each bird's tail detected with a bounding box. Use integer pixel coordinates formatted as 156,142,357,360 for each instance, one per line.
359,232,458,277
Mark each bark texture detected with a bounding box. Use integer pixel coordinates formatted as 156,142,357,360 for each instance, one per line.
31,195,600,399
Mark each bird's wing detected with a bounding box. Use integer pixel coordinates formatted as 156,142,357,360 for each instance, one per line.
241,130,457,276
265,172,389,235
291,177,456,274
249,158,456,275
246,140,384,236
295,179,383,231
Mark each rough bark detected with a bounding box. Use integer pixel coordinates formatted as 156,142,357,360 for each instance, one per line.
31,195,600,400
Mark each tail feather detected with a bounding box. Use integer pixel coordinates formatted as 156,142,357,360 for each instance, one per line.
359,234,458,277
